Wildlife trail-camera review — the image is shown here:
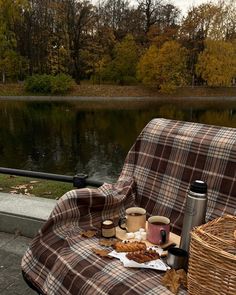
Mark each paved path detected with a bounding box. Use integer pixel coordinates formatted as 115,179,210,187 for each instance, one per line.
0,232,36,295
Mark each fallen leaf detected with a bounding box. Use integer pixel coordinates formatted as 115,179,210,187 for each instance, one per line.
43,191,52,195
176,269,187,288
99,239,118,247
92,248,112,258
10,190,18,194
11,185,27,190
80,230,97,238
30,180,40,184
161,269,181,294
0,187,3,191
24,192,32,196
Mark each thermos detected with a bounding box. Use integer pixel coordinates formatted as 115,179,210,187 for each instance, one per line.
180,180,207,252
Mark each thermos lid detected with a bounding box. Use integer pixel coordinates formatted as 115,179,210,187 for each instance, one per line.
190,180,207,194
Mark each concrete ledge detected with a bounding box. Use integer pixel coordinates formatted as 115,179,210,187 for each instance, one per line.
0,193,56,238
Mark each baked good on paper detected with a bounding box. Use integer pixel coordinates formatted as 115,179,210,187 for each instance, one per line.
113,241,146,252
126,249,160,263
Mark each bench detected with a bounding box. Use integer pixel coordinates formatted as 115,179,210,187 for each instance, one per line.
21,118,236,295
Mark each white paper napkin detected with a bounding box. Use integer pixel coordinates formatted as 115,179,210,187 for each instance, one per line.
109,247,170,271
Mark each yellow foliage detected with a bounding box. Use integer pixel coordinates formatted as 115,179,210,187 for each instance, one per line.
196,39,236,86
137,41,189,93
136,45,159,86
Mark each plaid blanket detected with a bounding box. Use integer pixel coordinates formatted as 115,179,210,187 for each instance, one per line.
22,118,236,295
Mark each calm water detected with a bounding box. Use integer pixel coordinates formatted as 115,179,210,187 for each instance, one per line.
0,98,235,182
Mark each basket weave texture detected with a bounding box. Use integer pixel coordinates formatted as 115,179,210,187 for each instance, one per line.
188,214,236,295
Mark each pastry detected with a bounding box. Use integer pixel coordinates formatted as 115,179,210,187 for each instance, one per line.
113,241,146,252
126,249,160,263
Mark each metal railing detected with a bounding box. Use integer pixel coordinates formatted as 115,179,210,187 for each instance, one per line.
0,167,104,188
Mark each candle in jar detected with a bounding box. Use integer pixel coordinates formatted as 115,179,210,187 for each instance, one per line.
101,219,116,238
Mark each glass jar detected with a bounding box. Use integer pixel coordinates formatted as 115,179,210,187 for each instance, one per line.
101,219,116,238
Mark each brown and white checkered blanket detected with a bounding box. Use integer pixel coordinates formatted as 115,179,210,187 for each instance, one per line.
22,118,236,295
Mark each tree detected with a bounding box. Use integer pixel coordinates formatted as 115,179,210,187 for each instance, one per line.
137,0,163,33
196,39,236,87
98,0,132,40
63,0,95,83
101,34,139,84
136,45,159,85
0,0,28,82
147,4,180,47
137,40,189,92
179,2,223,85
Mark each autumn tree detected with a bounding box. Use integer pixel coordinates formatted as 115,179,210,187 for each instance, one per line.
0,0,28,82
196,39,236,87
98,0,132,40
100,34,139,84
136,45,159,85
61,0,96,83
137,40,189,92
137,0,163,33
179,2,224,85
147,3,180,47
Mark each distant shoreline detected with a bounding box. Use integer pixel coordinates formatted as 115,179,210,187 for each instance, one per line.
0,95,236,102
0,83,236,101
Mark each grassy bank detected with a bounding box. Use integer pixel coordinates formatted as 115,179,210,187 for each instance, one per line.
0,82,236,97
0,173,72,199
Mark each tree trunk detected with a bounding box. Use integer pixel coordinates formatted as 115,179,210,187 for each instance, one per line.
2,71,6,84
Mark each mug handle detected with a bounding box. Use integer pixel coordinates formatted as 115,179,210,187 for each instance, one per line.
161,229,166,244
118,217,127,230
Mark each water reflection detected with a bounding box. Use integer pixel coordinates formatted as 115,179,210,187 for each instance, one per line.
0,99,235,182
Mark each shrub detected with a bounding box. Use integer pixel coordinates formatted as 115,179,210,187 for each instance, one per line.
25,74,51,93
50,74,74,94
24,74,75,94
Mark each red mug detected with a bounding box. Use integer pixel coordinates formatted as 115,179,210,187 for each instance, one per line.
147,216,170,244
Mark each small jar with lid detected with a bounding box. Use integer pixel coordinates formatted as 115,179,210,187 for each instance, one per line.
101,219,116,238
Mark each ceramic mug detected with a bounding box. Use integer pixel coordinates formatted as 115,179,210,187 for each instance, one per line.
119,207,146,232
147,216,170,244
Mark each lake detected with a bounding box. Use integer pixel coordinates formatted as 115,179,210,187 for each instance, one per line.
0,97,235,183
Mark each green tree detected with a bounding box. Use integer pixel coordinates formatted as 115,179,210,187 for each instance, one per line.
0,0,29,82
196,39,236,87
101,34,139,84
137,40,189,93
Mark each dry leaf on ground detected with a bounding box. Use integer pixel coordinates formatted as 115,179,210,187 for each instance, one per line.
11,185,27,190
99,239,118,247
92,248,112,258
176,269,187,288
161,269,187,294
80,230,97,238
161,270,180,294
30,180,40,184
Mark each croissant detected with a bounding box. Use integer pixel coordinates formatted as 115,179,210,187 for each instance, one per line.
126,249,160,263
114,241,146,252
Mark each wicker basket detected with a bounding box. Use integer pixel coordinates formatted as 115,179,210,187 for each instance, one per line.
188,214,236,295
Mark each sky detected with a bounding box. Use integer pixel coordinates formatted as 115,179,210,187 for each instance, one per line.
129,1,217,15
93,1,218,15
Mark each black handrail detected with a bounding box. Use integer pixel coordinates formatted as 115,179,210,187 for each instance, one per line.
0,167,104,188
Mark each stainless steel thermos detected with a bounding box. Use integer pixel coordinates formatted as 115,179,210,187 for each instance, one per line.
180,180,207,252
